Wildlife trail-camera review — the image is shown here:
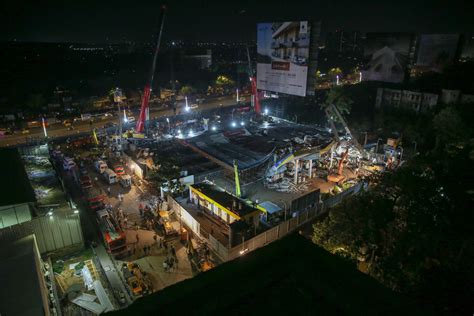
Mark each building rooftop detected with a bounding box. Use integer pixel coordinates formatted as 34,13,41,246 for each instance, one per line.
185,119,332,172
0,148,36,207
0,235,46,316
191,182,260,219
110,234,431,315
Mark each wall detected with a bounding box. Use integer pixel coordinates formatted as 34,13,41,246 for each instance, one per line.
168,196,201,238
0,203,33,229
0,211,83,254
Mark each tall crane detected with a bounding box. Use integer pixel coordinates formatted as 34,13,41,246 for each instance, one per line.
325,103,363,152
246,47,261,115
136,5,167,134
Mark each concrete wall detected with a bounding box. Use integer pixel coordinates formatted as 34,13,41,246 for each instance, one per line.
0,211,83,254
0,203,33,229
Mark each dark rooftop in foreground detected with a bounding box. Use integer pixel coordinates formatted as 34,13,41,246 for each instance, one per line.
0,148,36,207
110,234,432,316
191,182,260,218
0,235,45,316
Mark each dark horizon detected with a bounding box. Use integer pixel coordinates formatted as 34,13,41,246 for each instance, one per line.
2,0,474,44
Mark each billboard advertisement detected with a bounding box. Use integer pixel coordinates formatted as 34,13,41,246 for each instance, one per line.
257,21,311,96
414,34,460,73
361,33,413,83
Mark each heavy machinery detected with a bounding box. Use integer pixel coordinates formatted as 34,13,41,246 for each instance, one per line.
122,262,152,296
136,5,167,134
246,47,261,115
327,148,349,184
324,103,362,151
97,209,127,257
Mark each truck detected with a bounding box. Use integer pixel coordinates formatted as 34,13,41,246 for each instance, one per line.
119,174,132,188
94,160,108,174
63,157,76,171
103,168,117,184
97,209,127,258
79,175,93,190
85,187,106,211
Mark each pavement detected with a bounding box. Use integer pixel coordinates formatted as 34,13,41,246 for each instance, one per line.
117,229,194,294
0,94,246,147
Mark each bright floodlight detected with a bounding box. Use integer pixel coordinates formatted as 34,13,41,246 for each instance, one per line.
211,126,217,131
185,106,190,112
177,129,182,134
166,117,169,123
188,129,194,137
231,121,237,127
240,121,245,126
124,117,128,123
264,108,269,115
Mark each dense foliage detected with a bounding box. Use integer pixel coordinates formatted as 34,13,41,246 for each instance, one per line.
313,104,474,314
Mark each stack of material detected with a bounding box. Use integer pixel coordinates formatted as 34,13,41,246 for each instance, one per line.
71,293,105,314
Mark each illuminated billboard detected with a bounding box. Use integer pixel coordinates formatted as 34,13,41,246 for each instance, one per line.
413,34,460,74
257,21,310,96
362,33,413,83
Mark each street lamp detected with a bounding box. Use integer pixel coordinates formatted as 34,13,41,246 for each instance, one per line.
264,108,269,115
41,117,47,138
185,96,189,112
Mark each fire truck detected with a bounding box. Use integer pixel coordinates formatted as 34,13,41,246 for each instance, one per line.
96,209,127,258
85,187,106,211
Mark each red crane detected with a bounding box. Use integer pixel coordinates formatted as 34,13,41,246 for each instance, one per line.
246,47,261,114
136,5,167,134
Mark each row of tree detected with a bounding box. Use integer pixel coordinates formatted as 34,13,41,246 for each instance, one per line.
312,103,474,314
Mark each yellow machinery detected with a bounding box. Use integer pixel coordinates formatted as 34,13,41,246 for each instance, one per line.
92,128,99,145
234,160,241,197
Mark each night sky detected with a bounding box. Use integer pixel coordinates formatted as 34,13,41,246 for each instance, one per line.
2,0,473,43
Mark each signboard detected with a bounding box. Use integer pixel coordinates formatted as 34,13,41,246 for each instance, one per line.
414,34,460,73
257,21,311,96
361,33,413,83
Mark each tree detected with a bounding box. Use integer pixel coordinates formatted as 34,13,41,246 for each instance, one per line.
321,86,353,115
312,103,474,314
215,75,235,87
433,106,467,152
179,85,195,96
327,67,343,81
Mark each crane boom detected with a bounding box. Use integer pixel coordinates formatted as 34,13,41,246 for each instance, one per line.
234,160,241,197
136,5,167,133
246,47,261,114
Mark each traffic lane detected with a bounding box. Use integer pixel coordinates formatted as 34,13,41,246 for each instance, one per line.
0,95,247,147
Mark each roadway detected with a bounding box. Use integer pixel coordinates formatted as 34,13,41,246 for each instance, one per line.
0,95,247,147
